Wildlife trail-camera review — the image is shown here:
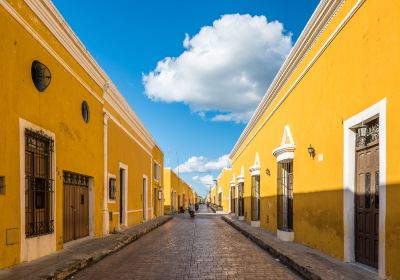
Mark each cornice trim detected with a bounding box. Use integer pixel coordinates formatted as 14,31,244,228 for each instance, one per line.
230,0,357,161
104,109,152,156
0,0,104,104
18,0,157,148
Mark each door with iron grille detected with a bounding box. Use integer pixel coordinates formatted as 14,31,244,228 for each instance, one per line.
238,182,244,217
355,119,379,268
251,175,260,221
63,172,89,243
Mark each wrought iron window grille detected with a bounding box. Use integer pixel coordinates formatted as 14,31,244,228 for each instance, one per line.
25,128,54,238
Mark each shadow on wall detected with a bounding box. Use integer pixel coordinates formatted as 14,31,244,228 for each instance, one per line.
237,183,400,268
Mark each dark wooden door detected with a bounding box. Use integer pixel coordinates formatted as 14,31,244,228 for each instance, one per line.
355,142,379,268
119,169,124,224
63,172,89,243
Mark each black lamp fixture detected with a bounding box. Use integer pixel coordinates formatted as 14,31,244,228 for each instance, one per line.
308,144,316,158
31,60,51,92
265,168,270,176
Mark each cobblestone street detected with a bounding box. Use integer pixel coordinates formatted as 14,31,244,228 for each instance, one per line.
70,206,299,279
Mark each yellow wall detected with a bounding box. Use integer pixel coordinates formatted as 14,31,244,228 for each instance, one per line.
163,168,194,213
106,119,152,232
152,145,164,217
0,1,104,268
0,0,164,269
229,0,400,278
217,168,232,212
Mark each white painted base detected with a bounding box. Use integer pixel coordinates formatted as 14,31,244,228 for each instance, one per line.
216,211,226,214
238,216,245,221
277,229,294,242
251,221,260,227
24,234,56,262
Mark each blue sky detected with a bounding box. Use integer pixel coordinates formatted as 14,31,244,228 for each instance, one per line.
53,0,319,197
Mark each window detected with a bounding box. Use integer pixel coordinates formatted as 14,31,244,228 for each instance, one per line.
81,101,90,123
109,177,116,200
251,175,260,221
0,176,5,195
277,161,293,232
154,162,161,181
25,129,54,238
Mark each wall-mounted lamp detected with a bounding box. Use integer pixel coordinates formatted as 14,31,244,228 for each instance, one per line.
308,144,316,158
265,169,270,176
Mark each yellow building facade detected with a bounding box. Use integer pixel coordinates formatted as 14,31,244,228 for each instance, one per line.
163,168,195,214
220,0,400,278
0,0,163,269
215,168,232,213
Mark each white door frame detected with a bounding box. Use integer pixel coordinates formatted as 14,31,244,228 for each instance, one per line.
142,175,148,221
119,162,128,227
19,118,56,262
343,98,386,278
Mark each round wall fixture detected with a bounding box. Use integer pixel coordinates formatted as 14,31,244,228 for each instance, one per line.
81,101,90,123
31,60,51,92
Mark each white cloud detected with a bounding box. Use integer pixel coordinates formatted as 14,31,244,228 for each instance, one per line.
143,14,292,123
175,154,231,173
192,175,214,186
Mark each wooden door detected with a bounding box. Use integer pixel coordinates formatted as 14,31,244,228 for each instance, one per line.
355,142,379,268
63,172,89,243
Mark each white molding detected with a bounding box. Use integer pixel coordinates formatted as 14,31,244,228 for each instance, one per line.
236,166,245,183
103,113,109,235
104,108,153,155
273,125,296,163
119,162,128,227
230,0,366,162
277,230,294,242
127,209,143,213
104,91,155,150
24,0,106,87
0,0,104,104
142,175,148,221
1,0,158,151
249,152,261,176
238,216,245,221
19,118,57,262
343,98,386,278
251,221,260,228
88,178,95,237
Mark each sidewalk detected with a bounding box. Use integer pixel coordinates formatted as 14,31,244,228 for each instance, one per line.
222,215,379,280
0,216,172,280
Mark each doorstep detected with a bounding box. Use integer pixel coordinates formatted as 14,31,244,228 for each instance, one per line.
222,215,379,280
0,216,173,280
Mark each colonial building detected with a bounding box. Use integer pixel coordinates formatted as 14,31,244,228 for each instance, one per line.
0,0,163,269
218,0,400,278
163,168,195,214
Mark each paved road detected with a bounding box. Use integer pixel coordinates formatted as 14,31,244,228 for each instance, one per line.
71,205,299,280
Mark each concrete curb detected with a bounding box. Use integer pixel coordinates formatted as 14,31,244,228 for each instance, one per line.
49,216,173,280
221,215,319,280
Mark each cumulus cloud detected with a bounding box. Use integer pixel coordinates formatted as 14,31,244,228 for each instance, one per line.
192,175,215,186
175,154,231,173
143,14,292,123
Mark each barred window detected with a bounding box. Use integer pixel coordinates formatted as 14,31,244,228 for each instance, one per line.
153,162,161,181
109,178,116,200
277,161,293,231
25,129,54,238
251,175,260,221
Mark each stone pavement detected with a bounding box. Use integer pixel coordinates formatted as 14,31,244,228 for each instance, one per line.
222,215,379,280
0,216,172,280
70,205,300,280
